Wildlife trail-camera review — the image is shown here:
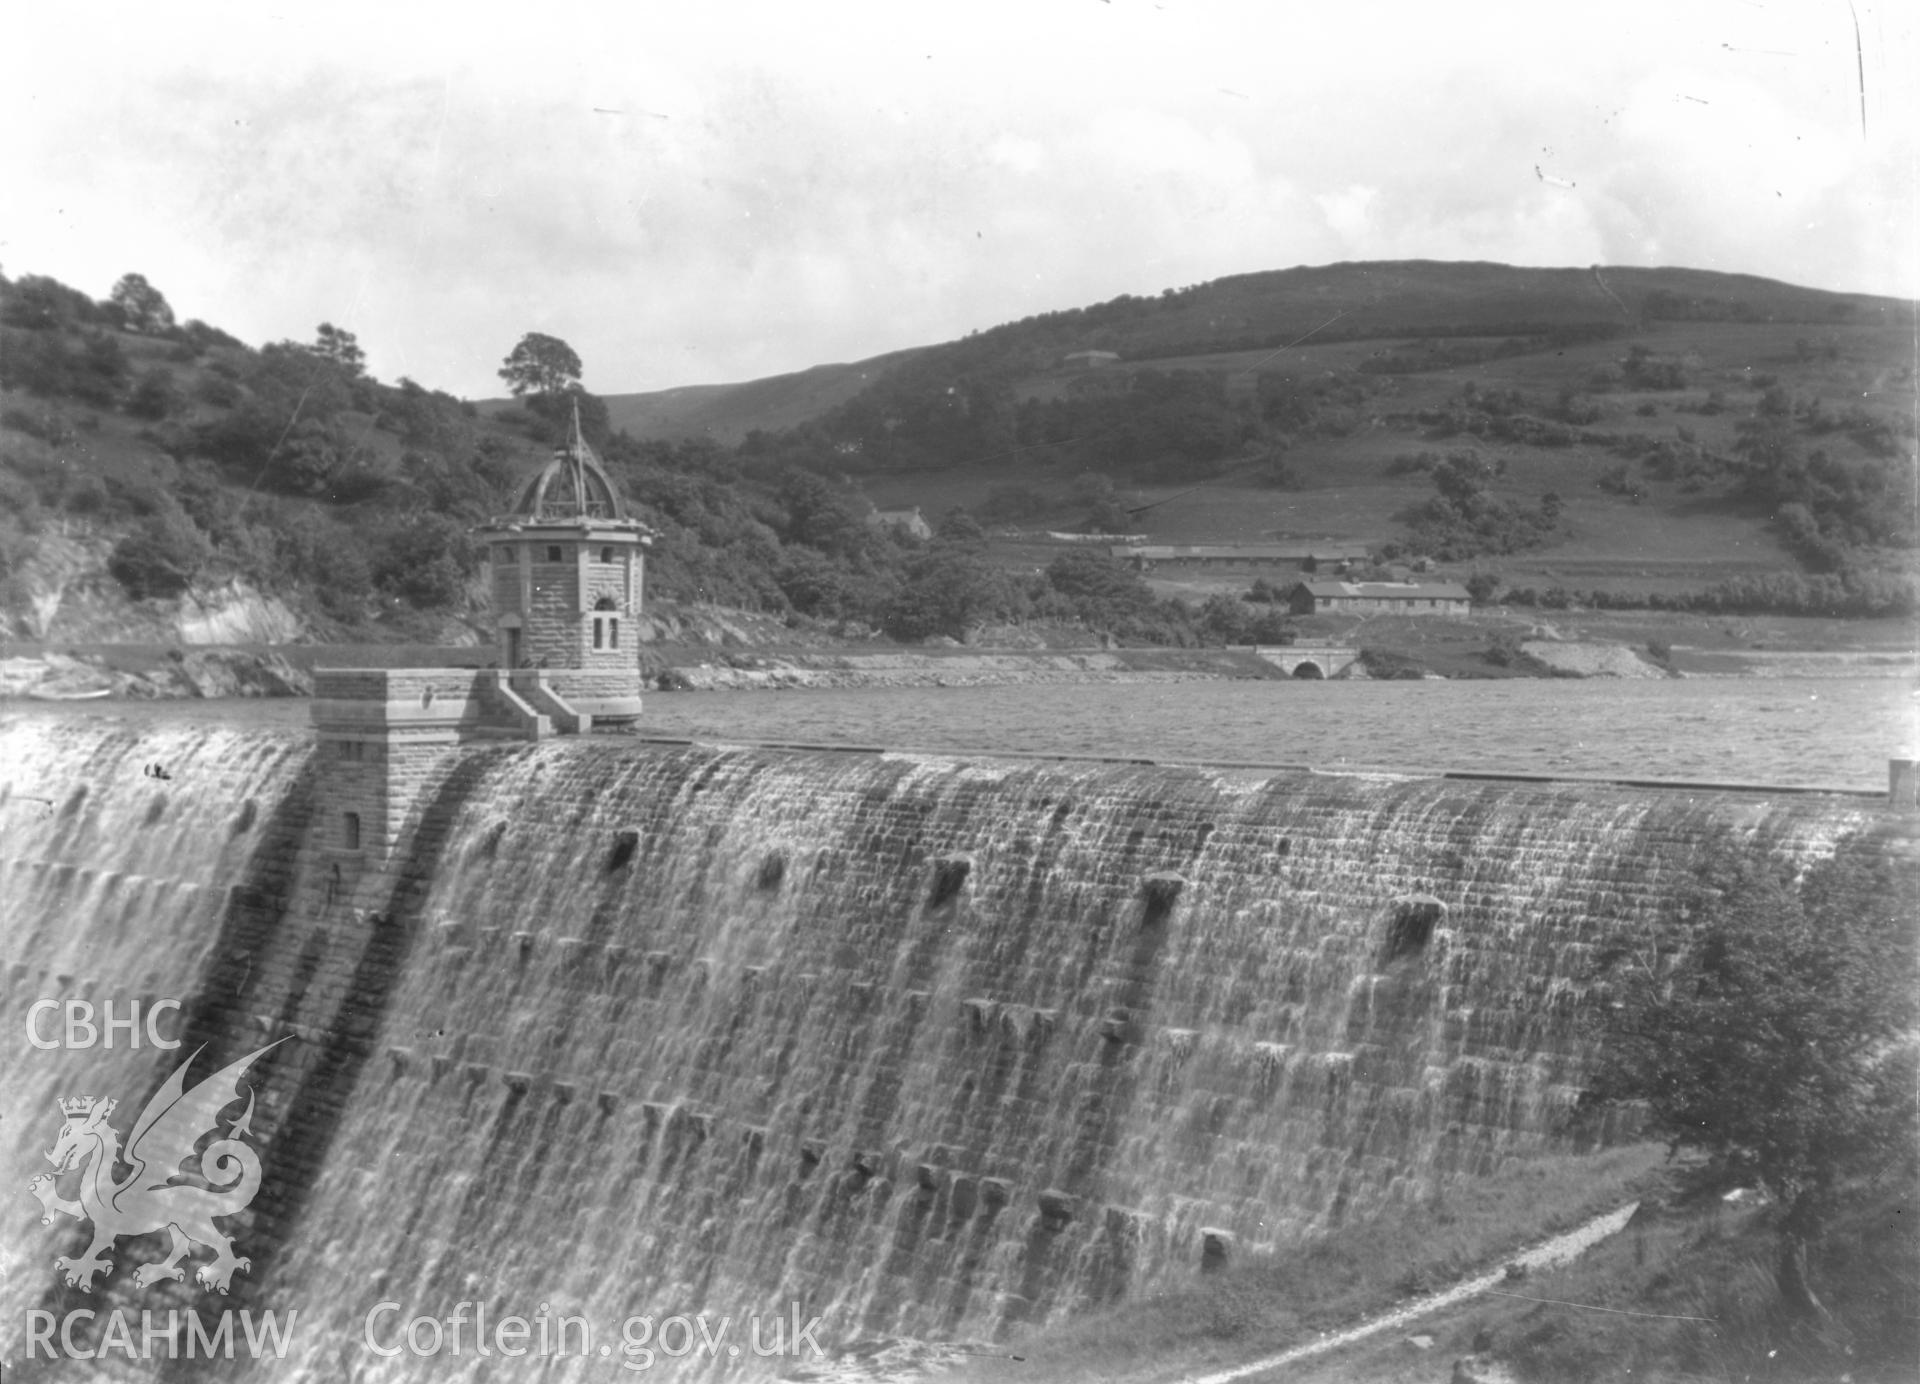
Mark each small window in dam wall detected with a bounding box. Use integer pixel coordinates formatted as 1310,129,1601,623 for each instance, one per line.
927,855,972,910
593,618,604,650
1383,895,1446,963
1200,1229,1234,1274
609,618,619,649
342,812,362,851
600,546,614,564
547,544,563,563
606,829,640,872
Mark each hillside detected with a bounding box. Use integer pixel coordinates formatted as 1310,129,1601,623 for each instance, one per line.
592,357,906,445
584,259,1915,632
2,260,1914,665
589,261,1911,442
855,311,1914,591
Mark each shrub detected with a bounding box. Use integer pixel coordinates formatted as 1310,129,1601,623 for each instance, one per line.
880,544,1024,642
1585,839,1918,1321
1396,453,1561,560
127,367,182,420
1555,386,1603,424
1,405,76,446
1622,345,1688,390
1597,463,1647,501
69,332,130,405
371,511,475,609
0,274,103,330
933,506,986,546
180,319,244,354
107,509,210,599
193,369,242,408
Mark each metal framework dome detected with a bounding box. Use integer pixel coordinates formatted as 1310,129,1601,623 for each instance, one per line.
509,402,626,521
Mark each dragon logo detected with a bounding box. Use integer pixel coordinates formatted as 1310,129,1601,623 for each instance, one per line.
28,1039,286,1294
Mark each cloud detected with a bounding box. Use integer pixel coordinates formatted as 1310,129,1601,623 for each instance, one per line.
1317,186,1379,242
2,1,1911,398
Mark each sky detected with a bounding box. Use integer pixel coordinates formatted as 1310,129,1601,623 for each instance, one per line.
4,1,1915,400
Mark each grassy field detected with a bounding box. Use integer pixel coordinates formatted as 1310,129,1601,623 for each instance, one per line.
855,313,1910,603
952,1144,1669,1384
950,1149,1916,1384
1261,1180,1918,1384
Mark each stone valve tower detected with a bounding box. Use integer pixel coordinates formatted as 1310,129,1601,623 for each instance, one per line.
308,406,655,875
473,404,654,726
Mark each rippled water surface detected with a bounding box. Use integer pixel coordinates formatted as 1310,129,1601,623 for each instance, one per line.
642,677,1916,789
13,676,1911,790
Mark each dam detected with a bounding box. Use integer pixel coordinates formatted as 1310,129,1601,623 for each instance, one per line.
4,441,1913,1377
3,714,1912,1377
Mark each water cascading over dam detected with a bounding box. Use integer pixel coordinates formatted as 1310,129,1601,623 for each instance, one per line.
1,717,1905,1377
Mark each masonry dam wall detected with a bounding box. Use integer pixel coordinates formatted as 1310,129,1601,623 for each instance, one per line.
1,718,1908,1377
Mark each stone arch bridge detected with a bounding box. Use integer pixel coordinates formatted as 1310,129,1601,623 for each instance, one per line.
1244,644,1361,679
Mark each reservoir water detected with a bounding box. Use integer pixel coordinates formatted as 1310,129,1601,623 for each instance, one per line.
12,675,1911,789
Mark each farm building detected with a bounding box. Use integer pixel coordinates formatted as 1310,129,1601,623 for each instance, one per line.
867,506,933,540
1285,580,1473,616
1063,349,1121,368
1112,544,1372,571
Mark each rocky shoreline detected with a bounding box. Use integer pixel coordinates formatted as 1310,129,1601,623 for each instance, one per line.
656,642,1916,691
0,649,312,701
655,648,1297,691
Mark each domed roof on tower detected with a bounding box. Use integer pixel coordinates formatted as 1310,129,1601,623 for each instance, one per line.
509,397,626,521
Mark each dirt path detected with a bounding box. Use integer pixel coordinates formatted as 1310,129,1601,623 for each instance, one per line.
1171,1203,1640,1384
800,1204,1641,1383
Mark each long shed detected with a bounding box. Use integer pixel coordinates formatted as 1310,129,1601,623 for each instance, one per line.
1286,580,1472,616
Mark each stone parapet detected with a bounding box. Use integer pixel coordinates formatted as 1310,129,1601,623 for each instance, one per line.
311,668,491,735
312,664,640,743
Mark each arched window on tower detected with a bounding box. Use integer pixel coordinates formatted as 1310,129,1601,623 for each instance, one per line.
592,598,618,651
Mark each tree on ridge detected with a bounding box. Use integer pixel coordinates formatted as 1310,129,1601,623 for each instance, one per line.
499,332,583,399
312,322,366,377
108,273,175,334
